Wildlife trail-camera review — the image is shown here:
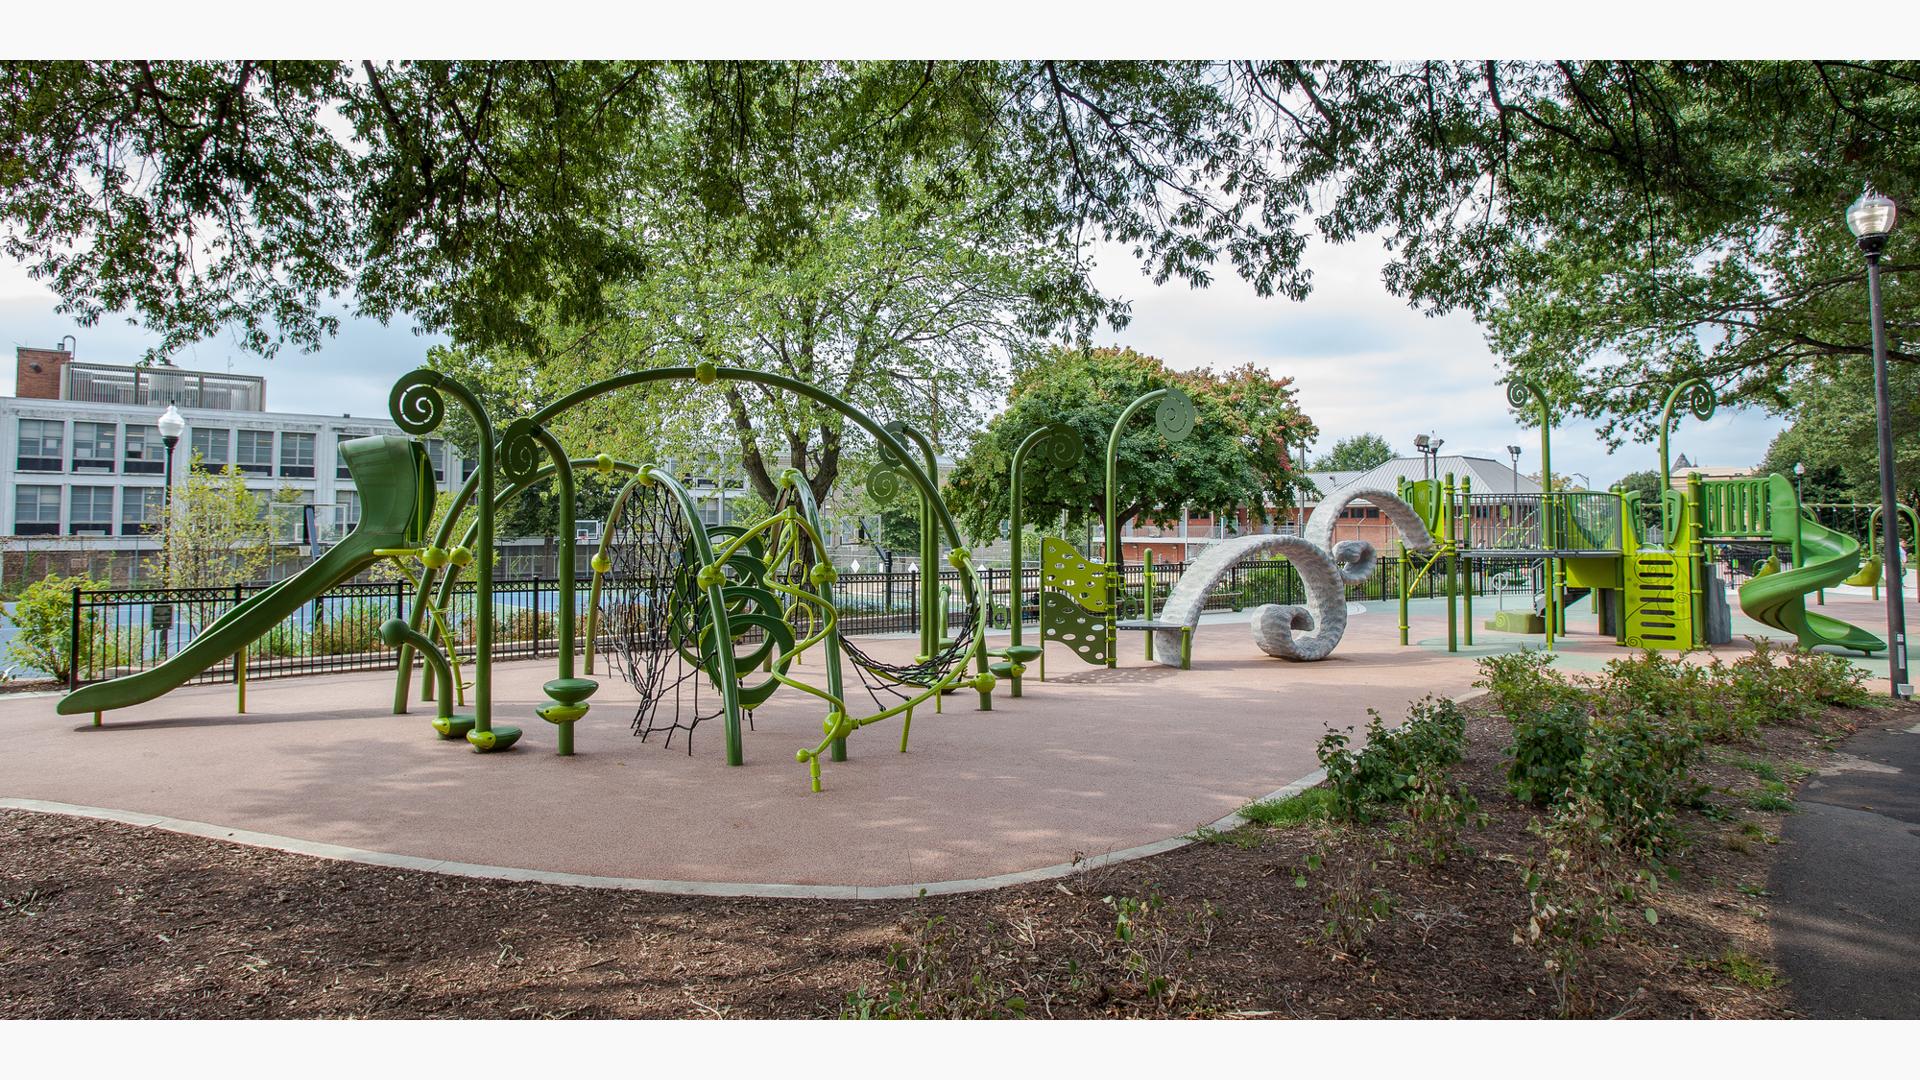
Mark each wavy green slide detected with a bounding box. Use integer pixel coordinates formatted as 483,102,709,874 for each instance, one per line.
58,436,435,716
1737,473,1885,655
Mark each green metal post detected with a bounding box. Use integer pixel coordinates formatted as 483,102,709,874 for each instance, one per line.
1461,475,1474,646
1445,472,1458,654
1142,548,1156,661
515,423,595,756
1104,387,1193,668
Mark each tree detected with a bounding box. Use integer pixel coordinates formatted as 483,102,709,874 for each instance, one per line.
941,346,1316,546
0,61,1319,362
1232,61,1919,443
1312,433,1395,472
1758,361,1920,510
144,460,278,587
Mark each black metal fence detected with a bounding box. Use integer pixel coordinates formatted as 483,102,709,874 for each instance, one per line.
64,558,1483,688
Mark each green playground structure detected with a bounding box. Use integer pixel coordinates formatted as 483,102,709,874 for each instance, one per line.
57,361,1896,794
1398,378,1891,657
57,361,995,792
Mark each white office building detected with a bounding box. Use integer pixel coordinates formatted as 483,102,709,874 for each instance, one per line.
2,344,473,584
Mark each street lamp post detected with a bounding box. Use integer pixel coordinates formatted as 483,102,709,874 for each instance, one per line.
1413,433,1444,482
155,403,186,660
1847,187,1907,699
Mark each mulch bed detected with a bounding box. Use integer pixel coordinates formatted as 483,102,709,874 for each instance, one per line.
0,698,1896,1019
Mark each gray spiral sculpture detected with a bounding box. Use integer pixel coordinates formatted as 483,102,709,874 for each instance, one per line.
1149,486,1435,664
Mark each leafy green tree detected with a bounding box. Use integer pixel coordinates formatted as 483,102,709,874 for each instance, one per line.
1,61,1318,362
941,346,1316,546
144,459,278,587
1312,433,1395,472
1758,361,1920,509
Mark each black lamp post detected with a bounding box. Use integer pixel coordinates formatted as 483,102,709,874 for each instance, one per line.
1847,187,1907,698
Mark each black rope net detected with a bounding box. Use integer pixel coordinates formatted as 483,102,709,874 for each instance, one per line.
603,480,741,754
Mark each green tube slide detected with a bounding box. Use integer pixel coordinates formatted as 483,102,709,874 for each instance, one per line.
57,436,436,716
1737,473,1885,655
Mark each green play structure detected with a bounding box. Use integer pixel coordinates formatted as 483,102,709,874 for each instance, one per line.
59,362,995,792
1399,378,1889,657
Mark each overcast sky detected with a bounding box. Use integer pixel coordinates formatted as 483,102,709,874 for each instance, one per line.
1,234,1785,487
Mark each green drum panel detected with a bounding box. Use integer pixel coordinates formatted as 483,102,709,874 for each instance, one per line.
1040,536,1109,612
1041,589,1110,666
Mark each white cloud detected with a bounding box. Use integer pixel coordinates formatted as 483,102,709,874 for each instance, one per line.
1087,236,1786,488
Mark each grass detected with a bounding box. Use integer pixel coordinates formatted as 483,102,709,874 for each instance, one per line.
1240,787,1334,827
1740,780,1796,813
1715,753,1812,785
1721,950,1781,991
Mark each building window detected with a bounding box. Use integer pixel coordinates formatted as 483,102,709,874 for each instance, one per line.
72,422,117,473
266,492,313,544
426,439,448,482
279,432,316,478
69,486,114,536
190,427,231,470
16,419,64,472
124,424,167,474
335,442,353,479
121,487,164,536
13,485,60,536
236,430,275,476
334,490,362,532
461,456,478,481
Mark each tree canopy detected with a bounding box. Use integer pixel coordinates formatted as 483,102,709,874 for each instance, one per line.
940,346,1315,546
1312,432,1395,472
5,60,1914,464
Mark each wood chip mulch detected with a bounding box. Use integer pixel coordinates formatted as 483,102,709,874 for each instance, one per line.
2,697,1894,1019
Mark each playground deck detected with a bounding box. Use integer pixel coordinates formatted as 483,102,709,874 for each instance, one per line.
3,592,1909,893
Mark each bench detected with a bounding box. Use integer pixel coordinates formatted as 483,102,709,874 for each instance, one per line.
1113,618,1193,669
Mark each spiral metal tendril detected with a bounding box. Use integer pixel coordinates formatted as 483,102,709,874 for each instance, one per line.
389,369,446,435
1675,380,1717,422
498,419,547,486
1043,423,1084,467
866,466,905,504
1154,387,1196,442
1505,379,1543,411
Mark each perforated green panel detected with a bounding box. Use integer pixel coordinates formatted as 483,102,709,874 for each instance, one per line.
1041,589,1110,666
1040,536,1109,612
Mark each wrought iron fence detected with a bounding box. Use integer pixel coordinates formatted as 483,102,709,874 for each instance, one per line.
64,557,1476,688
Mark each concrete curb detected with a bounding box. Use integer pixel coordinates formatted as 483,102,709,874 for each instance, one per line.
2,688,1485,901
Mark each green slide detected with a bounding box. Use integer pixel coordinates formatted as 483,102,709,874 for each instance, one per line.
58,436,436,716
1737,473,1885,655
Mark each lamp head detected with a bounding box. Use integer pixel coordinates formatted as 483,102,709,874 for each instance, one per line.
1794,461,1806,476
1507,445,1522,457
1413,434,1430,450
157,403,187,440
1848,188,1898,255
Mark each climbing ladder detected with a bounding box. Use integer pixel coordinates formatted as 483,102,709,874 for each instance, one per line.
1622,552,1690,650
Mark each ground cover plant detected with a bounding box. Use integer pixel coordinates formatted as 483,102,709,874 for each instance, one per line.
0,640,1892,1018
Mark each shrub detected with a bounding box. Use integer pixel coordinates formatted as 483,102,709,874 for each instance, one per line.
1596,650,1710,730
1474,650,1578,721
248,621,310,660
2,573,119,682
1505,700,1590,806
1318,696,1468,821
1577,711,1703,856
311,600,391,656
1516,794,1662,1019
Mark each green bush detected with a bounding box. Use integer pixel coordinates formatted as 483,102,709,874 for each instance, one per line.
1596,651,1711,730
1506,700,1591,806
311,601,391,656
1474,649,1579,721
2,573,124,682
248,621,310,659
1578,711,1703,856
1318,696,1468,821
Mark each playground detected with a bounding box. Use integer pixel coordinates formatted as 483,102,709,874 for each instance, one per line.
5,366,1914,891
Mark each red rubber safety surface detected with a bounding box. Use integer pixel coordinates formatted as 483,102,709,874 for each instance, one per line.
4,596,1874,889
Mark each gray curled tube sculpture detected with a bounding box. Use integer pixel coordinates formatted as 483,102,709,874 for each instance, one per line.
1148,487,1435,664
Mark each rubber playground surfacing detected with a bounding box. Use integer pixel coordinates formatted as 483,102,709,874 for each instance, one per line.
0,588,1904,893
